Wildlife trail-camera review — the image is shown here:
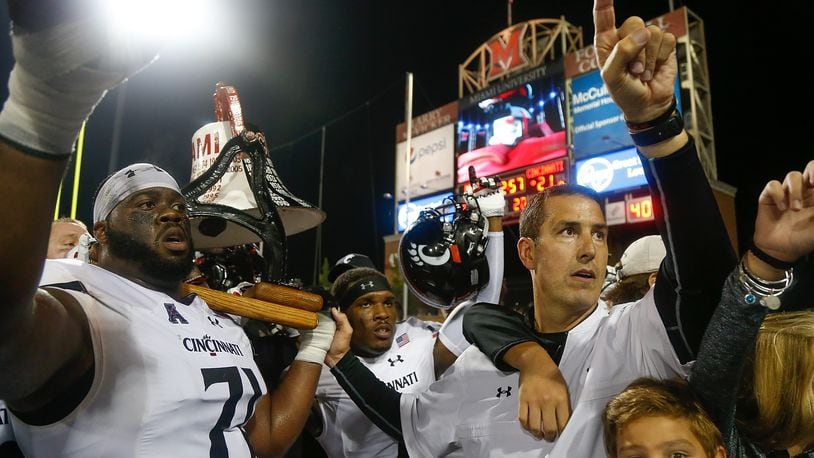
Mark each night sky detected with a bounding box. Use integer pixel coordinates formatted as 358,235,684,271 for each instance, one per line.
1,1,811,286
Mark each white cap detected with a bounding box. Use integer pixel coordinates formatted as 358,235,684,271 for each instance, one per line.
617,235,666,279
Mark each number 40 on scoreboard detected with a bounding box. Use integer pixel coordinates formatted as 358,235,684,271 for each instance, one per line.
626,194,654,223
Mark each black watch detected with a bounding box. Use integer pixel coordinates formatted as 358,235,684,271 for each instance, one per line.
628,109,684,147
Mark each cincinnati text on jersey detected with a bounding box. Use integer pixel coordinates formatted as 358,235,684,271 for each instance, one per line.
385,371,418,391
182,334,245,357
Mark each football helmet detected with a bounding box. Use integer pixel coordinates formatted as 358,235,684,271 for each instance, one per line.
399,192,490,310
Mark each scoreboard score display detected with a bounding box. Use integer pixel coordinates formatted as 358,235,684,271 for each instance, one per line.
625,194,655,223
460,157,569,222
502,158,569,218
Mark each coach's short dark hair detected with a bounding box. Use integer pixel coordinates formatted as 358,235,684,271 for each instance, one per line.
519,184,603,240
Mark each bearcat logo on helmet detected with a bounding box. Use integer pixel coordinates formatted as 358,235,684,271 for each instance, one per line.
406,242,450,267
399,194,489,309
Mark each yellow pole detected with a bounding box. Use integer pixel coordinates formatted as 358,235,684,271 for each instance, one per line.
53,182,63,220
70,122,86,219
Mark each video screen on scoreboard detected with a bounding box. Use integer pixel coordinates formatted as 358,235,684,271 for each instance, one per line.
455,65,567,186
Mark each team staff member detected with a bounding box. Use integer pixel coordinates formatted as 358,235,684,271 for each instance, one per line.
322,0,736,454
0,3,334,457
47,217,90,260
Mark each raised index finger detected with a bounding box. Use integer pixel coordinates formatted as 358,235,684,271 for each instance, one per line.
593,0,617,35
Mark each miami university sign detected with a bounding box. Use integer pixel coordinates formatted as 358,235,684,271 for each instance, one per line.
459,18,583,97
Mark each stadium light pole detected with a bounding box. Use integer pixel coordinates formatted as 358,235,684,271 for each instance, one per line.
402,72,413,319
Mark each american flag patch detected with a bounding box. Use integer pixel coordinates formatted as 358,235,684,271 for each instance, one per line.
396,333,410,347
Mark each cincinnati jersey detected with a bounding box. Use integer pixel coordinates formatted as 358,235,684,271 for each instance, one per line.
315,317,439,457
11,259,267,458
400,289,690,457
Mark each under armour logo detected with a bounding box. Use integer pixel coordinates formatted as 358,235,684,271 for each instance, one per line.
388,355,404,366
495,386,512,398
360,281,375,290
208,316,223,328
164,303,189,324
125,170,136,178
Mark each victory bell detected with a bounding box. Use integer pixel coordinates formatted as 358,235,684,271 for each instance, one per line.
183,82,326,281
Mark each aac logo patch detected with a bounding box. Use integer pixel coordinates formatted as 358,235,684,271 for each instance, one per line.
164,303,188,324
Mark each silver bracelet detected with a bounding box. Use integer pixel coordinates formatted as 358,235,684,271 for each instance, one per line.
737,259,794,310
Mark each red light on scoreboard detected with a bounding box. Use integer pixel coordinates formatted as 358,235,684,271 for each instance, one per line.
626,194,654,223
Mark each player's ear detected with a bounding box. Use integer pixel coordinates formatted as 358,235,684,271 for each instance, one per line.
517,237,536,270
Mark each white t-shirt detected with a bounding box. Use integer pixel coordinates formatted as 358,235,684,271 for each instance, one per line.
11,260,267,458
400,288,690,457
315,317,440,457
438,231,504,358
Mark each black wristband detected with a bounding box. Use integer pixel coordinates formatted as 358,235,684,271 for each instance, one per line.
628,109,684,147
625,97,677,130
750,243,796,270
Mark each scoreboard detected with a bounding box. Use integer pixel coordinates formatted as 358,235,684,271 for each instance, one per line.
460,157,569,222
500,158,568,219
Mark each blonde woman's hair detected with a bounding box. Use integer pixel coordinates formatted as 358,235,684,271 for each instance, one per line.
738,311,814,449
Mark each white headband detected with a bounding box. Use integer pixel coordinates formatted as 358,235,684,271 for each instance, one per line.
93,163,182,223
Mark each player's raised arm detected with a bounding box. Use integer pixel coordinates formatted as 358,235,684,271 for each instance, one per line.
0,0,157,401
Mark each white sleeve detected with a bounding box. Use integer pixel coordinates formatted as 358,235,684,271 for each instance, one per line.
437,300,471,357
437,231,504,357
475,231,504,305
399,361,465,457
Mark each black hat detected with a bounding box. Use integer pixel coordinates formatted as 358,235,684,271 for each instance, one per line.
328,253,376,282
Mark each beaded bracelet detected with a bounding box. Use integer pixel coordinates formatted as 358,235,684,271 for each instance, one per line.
737,258,794,310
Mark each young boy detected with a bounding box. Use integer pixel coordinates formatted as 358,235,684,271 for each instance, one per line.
603,377,726,458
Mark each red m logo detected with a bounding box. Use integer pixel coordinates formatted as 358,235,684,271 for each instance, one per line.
486,24,529,80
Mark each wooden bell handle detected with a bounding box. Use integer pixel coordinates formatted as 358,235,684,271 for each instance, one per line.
182,283,318,329
249,282,324,312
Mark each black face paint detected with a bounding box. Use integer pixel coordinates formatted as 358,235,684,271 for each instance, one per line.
128,212,154,226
